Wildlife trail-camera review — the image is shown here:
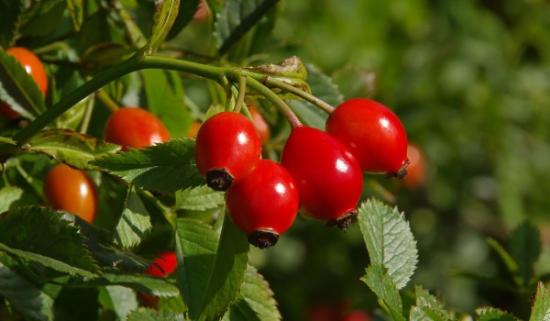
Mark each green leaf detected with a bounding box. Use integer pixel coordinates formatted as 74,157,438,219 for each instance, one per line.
0,259,54,321
476,307,520,321
102,286,138,321
361,264,405,321
216,0,280,54
27,129,121,170
127,308,185,321
305,64,344,106
114,187,152,249
100,274,180,298
142,70,192,138
175,216,249,321
92,139,202,193
409,286,454,321
19,0,66,37
223,265,281,321
66,0,84,30
290,64,343,129
0,243,96,278
530,283,550,321
509,221,541,285
148,0,180,54
176,218,218,317
357,199,418,290
167,0,200,39
486,238,522,285
199,216,250,321
0,0,23,47
0,206,98,273
175,185,225,211
0,186,23,213
0,48,46,119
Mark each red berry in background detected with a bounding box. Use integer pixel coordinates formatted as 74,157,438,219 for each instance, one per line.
308,304,341,321
402,143,426,189
281,126,363,229
139,251,178,307
0,47,48,120
104,107,170,150
145,251,178,277
226,159,298,248
341,310,371,321
195,112,262,191
326,98,408,176
44,164,97,223
249,104,270,144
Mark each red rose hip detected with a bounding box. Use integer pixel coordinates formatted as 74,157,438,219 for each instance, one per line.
402,143,426,189
139,251,178,307
0,47,48,120
44,164,97,223
104,107,170,150
226,159,298,248
326,98,408,176
281,126,363,229
195,112,262,191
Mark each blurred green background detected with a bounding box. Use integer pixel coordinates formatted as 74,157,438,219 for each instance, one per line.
238,0,550,319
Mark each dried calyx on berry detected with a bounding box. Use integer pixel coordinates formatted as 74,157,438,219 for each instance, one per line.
195,112,262,191
226,159,299,248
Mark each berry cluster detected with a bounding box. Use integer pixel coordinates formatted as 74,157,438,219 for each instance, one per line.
2,46,408,251
195,99,408,249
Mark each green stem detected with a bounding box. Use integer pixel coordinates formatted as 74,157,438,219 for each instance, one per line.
246,77,302,128
79,95,96,134
97,90,119,113
142,55,229,83
234,76,247,113
13,54,298,145
264,77,335,113
13,56,142,145
110,0,147,48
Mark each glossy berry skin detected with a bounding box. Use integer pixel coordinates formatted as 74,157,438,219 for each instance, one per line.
104,107,170,150
226,159,298,248
281,126,363,227
327,98,408,176
140,251,178,307
0,47,48,119
195,112,262,191
44,164,97,223
249,105,270,144
402,143,426,189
